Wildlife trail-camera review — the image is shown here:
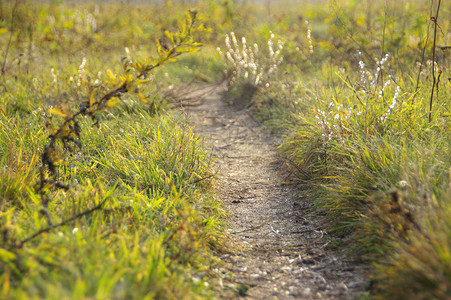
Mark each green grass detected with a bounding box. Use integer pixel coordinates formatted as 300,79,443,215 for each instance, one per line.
0,98,224,299
0,1,224,298
2,0,451,298
0,102,224,298
216,0,451,298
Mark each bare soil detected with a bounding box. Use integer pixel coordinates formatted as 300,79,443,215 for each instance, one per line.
183,85,368,299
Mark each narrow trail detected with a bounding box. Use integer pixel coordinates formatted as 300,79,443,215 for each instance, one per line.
184,86,367,299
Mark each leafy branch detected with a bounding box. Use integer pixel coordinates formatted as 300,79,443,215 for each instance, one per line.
27,10,208,243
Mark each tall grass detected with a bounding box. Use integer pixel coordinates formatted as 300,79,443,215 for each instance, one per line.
218,0,451,298
2,0,451,297
0,104,223,298
0,1,223,298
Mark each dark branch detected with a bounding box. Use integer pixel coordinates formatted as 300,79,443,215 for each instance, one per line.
15,197,110,249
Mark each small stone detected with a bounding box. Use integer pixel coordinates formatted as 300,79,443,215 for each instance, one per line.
338,282,348,290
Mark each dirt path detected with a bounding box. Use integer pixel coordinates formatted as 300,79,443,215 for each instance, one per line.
183,85,368,299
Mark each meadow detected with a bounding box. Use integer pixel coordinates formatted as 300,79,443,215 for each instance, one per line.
0,0,450,298
218,0,450,298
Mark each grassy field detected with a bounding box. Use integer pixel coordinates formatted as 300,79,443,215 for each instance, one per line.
1,0,450,298
0,1,223,298
217,0,451,298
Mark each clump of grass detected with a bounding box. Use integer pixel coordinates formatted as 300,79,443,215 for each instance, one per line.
0,115,222,298
371,190,451,299
36,9,207,210
216,0,451,298
275,50,450,299
0,2,223,298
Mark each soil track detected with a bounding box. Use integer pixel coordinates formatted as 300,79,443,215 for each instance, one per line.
183,85,368,299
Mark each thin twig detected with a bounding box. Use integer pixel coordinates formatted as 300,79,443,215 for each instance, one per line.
411,15,432,106
429,0,441,123
15,197,110,248
282,156,311,180
379,2,387,96
0,0,20,91
331,1,375,65
187,174,216,186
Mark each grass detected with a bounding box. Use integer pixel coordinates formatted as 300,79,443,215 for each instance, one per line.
1,0,451,298
0,1,224,298
216,0,451,298
0,102,224,298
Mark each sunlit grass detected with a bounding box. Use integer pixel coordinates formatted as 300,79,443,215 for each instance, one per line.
1,0,450,298
0,1,223,298
0,105,223,298
217,0,451,298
